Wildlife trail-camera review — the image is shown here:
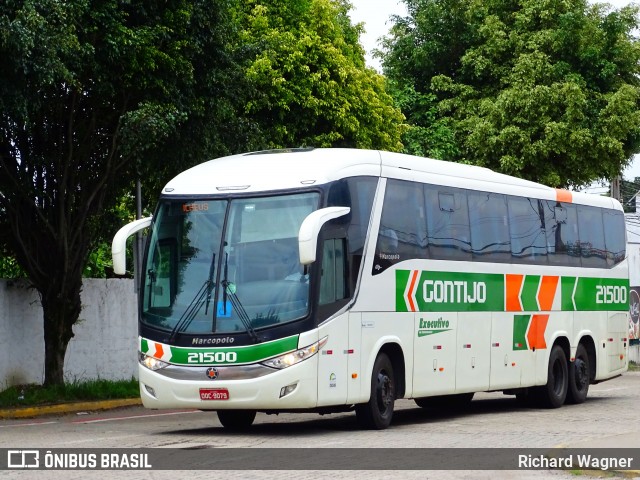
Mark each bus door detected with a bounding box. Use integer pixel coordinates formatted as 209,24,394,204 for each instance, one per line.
412,312,457,396
316,236,350,406
456,312,490,392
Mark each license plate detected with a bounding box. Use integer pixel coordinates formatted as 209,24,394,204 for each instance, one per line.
200,388,229,401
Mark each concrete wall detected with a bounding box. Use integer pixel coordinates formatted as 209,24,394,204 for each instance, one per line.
0,279,138,388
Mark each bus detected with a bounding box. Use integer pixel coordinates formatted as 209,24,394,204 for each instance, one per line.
112,148,629,430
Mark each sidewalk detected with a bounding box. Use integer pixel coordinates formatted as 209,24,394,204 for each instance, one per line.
0,398,141,419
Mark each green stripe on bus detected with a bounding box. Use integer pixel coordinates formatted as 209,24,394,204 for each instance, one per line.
395,270,411,312
166,335,299,365
520,276,540,311
568,277,629,311
561,276,577,311
513,315,530,351
397,269,628,313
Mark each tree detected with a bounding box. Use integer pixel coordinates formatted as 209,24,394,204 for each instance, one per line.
240,0,405,150
382,0,640,187
0,0,253,385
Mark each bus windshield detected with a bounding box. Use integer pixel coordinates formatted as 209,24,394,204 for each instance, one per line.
142,192,320,335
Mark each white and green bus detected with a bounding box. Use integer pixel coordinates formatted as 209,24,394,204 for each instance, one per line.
112,148,629,430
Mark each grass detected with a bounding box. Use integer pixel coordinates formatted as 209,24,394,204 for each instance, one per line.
628,361,640,372
0,378,139,409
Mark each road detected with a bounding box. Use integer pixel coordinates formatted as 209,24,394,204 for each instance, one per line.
1,372,639,479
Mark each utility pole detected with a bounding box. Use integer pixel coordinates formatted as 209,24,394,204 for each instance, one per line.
611,175,622,202
134,179,142,292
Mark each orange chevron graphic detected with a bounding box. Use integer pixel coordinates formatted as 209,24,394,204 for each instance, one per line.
506,274,524,311
527,314,549,350
406,270,420,312
154,343,165,359
537,276,559,311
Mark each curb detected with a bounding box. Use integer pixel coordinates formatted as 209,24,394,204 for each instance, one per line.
0,398,142,419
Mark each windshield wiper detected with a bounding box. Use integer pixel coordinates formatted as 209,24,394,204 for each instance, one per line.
221,252,259,343
169,253,217,342
204,253,216,316
168,280,209,343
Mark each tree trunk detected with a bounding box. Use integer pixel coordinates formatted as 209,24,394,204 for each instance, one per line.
41,282,82,387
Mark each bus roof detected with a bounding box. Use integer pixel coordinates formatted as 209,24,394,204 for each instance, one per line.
162,148,621,211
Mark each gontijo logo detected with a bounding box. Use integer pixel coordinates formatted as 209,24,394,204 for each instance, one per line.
397,270,503,312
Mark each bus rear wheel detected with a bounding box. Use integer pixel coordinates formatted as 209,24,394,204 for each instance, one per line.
533,344,568,408
566,343,590,404
217,410,256,430
356,352,395,430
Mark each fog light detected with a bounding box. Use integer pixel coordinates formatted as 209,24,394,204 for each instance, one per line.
279,383,297,398
144,384,156,398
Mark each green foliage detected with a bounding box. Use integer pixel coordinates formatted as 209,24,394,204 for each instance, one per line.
0,251,25,279
388,81,459,160
240,0,406,150
0,378,139,408
383,0,640,187
0,0,252,385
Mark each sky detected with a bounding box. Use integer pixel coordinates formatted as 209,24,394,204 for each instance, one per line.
348,0,639,188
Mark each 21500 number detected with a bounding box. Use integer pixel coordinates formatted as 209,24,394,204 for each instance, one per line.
187,352,238,364
595,285,627,304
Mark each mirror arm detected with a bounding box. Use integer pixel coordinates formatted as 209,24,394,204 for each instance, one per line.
298,207,350,265
112,216,153,275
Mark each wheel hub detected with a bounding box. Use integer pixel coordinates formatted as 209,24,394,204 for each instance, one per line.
574,358,588,388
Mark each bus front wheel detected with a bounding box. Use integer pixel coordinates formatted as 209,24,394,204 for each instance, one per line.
533,344,568,408
217,410,256,430
355,352,395,430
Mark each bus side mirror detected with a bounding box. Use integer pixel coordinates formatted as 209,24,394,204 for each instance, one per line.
298,207,350,265
112,216,153,275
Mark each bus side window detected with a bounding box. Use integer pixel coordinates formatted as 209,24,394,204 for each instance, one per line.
319,238,347,305
372,179,426,274
327,176,377,288
468,191,510,262
424,186,471,261
544,201,581,267
577,205,607,268
507,196,547,263
603,209,626,266
147,239,176,309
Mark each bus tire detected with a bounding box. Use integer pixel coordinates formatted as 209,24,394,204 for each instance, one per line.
415,393,474,409
217,410,256,430
566,343,590,404
355,352,395,429
533,344,568,408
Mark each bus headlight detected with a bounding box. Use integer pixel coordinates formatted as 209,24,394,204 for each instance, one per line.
262,336,328,369
139,352,169,371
